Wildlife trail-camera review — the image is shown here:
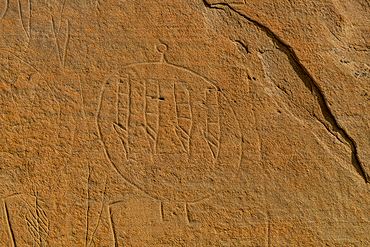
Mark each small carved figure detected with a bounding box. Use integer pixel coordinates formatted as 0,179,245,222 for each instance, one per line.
97,44,242,204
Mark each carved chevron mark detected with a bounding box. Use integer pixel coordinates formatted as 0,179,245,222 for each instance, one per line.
113,122,129,160
25,198,50,246
113,77,131,160
173,81,192,154
204,88,220,161
144,79,160,156
203,1,369,182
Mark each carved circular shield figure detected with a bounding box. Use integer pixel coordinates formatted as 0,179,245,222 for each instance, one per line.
97,45,242,202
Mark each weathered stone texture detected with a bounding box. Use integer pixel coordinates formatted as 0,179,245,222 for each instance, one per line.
0,0,369,246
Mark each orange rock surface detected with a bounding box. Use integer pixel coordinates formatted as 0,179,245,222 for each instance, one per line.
0,0,369,245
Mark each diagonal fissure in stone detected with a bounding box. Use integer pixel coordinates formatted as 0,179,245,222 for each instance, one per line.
203,1,369,182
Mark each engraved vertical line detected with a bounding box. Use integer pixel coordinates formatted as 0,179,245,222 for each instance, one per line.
78,75,87,120
69,120,77,156
17,0,30,42
143,80,148,145
221,93,243,165
267,211,271,247
173,82,192,157
58,0,68,31
216,91,221,160
94,0,101,14
114,78,129,160
154,80,160,154
116,79,119,124
108,205,118,247
173,82,186,153
252,108,262,162
173,82,179,122
113,78,129,160
85,163,92,247
204,90,211,157
204,89,220,160
185,203,191,224
51,16,62,67
0,0,9,21
6,54,9,71
143,79,154,161
127,76,131,160
62,19,70,68
188,91,193,158
160,201,164,222
27,0,31,41
3,200,16,247
87,177,108,247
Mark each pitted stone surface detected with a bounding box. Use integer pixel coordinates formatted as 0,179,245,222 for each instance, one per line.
1,0,370,245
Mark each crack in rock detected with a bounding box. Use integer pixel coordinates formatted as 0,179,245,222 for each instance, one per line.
203,1,369,182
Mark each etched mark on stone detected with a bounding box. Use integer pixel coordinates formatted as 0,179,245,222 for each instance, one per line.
204,88,221,161
2,197,16,247
25,196,50,246
3,193,50,247
173,81,192,155
87,177,108,247
108,201,123,247
85,163,92,247
0,0,8,21
17,0,31,43
97,44,243,203
156,43,168,63
113,76,131,160
144,79,160,156
51,16,70,68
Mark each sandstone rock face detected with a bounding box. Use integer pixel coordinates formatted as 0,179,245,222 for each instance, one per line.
0,0,369,246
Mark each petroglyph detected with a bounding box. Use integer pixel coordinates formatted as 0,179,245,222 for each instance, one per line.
97,44,242,203
173,81,192,155
25,196,50,246
2,197,16,247
51,16,70,68
3,194,50,247
17,0,31,43
204,87,221,160
2,0,370,245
